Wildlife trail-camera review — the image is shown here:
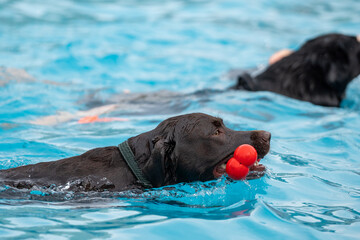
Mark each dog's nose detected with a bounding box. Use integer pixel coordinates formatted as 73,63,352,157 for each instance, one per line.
249,130,271,158
261,131,271,142
251,130,271,143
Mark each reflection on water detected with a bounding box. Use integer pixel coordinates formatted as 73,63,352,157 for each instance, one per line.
265,202,360,233
0,178,267,238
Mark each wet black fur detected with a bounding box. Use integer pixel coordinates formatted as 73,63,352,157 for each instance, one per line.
233,33,360,106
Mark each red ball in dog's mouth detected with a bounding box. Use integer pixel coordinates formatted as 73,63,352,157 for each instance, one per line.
213,144,265,180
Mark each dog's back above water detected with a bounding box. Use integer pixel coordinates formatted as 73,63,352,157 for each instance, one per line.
0,113,271,192
233,33,360,107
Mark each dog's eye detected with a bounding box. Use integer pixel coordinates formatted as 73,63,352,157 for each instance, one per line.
213,129,221,135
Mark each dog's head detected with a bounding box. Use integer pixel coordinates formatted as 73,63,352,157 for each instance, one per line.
254,33,360,106
135,113,270,187
300,33,360,92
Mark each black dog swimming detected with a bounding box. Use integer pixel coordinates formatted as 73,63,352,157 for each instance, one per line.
232,33,360,107
30,33,360,126
0,113,271,192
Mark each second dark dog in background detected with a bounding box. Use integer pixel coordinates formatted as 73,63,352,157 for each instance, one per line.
30,33,360,126
233,33,360,107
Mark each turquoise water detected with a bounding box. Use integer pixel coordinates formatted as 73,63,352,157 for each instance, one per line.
1,0,360,239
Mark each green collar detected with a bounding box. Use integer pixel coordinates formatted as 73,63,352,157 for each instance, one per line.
118,140,153,188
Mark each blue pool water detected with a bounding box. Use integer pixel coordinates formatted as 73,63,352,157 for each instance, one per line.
1,0,360,239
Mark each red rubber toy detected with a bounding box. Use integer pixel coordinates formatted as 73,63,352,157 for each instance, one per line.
234,144,258,167
226,144,258,180
226,158,249,180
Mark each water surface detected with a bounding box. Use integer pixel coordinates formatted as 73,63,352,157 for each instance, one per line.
1,0,360,239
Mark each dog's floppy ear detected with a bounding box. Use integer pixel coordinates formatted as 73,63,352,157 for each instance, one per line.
326,62,350,92
323,40,359,92
326,44,360,92
143,136,176,188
